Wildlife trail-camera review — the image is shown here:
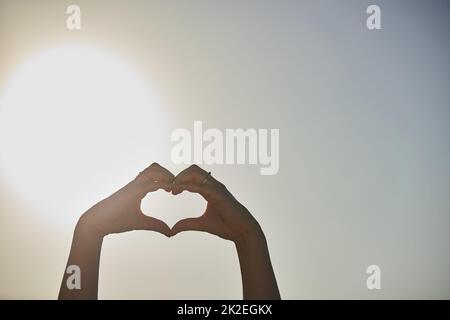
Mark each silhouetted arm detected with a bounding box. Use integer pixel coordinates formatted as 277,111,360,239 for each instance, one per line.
58,163,173,300
58,220,104,299
234,227,280,300
171,165,281,300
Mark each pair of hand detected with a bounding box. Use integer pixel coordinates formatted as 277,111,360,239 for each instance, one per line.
77,163,262,242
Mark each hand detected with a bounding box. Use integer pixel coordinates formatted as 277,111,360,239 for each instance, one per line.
77,163,174,237
170,166,281,299
171,165,263,242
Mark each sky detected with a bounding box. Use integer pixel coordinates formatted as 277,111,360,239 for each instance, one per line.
0,0,449,299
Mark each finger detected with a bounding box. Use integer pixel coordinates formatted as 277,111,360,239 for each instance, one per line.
174,164,211,184
142,181,173,193
171,217,205,236
172,183,218,202
138,162,175,184
131,180,173,199
134,163,175,195
173,165,224,194
136,215,172,237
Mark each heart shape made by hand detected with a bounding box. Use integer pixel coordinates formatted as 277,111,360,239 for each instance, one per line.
140,189,206,228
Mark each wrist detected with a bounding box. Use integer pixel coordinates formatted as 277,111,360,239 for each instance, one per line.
234,223,266,250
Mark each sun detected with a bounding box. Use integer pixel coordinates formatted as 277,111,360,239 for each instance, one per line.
0,45,170,229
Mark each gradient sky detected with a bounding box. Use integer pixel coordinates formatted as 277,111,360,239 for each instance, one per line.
0,0,449,299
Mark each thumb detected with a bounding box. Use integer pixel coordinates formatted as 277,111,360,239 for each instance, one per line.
136,215,172,237
171,217,205,236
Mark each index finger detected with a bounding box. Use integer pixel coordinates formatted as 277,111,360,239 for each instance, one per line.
173,164,220,186
138,162,175,183
133,163,175,195
172,165,226,200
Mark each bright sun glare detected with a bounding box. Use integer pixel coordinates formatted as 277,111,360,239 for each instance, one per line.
0,45,171,228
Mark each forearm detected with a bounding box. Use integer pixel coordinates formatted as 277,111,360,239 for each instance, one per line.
235,227,281,300
58,219,104,300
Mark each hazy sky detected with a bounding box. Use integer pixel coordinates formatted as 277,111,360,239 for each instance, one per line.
0,0,449,299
